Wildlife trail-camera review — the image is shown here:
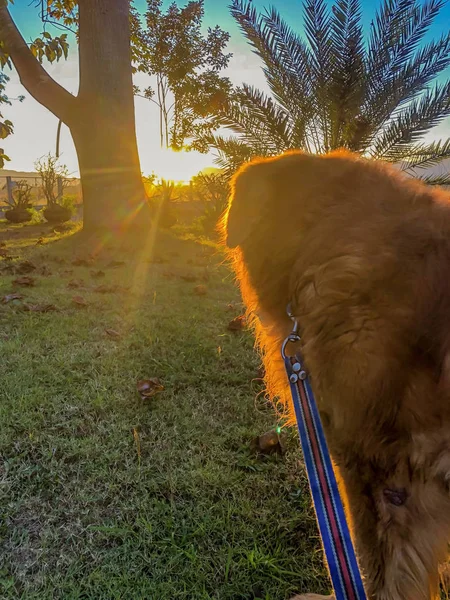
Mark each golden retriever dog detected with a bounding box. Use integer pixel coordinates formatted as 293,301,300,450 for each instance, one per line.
223,150,450,600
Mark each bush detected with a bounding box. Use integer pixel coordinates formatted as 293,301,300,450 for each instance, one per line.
191,172,229,237
59,194,77,215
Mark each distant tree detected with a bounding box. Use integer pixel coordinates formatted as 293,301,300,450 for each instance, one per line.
131,0,233,151
0,0,150,232
205,0,450,184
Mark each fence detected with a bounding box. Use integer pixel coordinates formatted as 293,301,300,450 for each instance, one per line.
0,175,81,207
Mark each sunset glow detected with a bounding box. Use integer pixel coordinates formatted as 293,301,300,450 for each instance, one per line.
149,148,213,183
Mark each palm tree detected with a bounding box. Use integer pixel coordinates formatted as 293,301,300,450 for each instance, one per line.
205,0,450,183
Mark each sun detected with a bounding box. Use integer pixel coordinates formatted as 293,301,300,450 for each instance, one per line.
150,148,214,183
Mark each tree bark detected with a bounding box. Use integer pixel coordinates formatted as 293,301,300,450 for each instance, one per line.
74,0,149,232
0,0,150,233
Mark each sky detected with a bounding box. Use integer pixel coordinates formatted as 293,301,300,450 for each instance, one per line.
3,0,450,180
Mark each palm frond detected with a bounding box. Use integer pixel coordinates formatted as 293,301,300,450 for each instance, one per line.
363,0,446,148
329,0,367,148
206,133,260,177
303,0,333,150
229,1,314,147
213,85,293,154
397,139,450,171
260,7,315,132
370,81,450,160
416,173,450,186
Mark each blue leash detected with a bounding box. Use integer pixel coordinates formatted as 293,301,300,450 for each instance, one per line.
282,307,367,600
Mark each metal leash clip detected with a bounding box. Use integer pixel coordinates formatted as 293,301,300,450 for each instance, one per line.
281,303,307,383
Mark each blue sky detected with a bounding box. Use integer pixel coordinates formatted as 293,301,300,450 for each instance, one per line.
3,0,450,179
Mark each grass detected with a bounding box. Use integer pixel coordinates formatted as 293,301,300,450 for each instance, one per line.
0,221,328,599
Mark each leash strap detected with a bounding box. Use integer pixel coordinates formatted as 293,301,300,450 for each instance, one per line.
284,351,367,600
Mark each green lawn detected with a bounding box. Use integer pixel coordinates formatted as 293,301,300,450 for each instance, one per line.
0,222,327,599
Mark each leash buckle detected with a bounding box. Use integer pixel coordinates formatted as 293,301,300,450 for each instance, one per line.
281,304,304,379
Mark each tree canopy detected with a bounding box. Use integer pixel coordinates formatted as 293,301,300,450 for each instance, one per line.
203,0,450,183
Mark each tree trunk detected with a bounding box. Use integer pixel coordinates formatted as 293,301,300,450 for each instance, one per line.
0,0,150,234
76,0,149,232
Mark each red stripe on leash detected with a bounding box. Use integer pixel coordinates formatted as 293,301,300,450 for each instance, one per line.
296,379,356,600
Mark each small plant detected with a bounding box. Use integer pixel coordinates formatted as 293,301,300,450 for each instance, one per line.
193,172,229,236
3,180,34,223
35,154,73,224
34,153,69,207
7,180,33,209
59,194,77,215
149,179,177,229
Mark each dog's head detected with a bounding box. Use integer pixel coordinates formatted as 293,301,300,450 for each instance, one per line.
223,149,362,250
222,150,361,316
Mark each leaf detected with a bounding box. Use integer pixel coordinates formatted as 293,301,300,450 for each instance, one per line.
16,260,36,274
250,430,285,455
93,284,119,294
227,315,247,331
72,296,88,307
13,276,35,287
23,303,58,313
194,284,207,296
180,273,198,282
107,260,126,268
67,279,85,289
137,378,164,400
2,293,23,303
40,265,52,276
105,328,121,338
72,257,92,267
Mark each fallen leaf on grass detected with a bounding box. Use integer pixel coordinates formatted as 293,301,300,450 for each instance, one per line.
72,296,88,307
53,224,70,233
137,378,164,400
105,328,121,338
40,265,52,276
13,276,35,287
90,270,105,279
2,293,23,303
93,284,119,294
16,261,36,274
107,260,126,268
193,285,207,296
67,279,85,289
23,303,58,313
228,315,246,331
180,273,198,283
250,430,285,455
72,257,92,267
36,237,44,245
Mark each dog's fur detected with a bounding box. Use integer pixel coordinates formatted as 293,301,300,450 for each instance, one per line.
223,150,450,600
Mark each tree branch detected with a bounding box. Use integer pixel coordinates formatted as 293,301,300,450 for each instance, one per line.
0,1,77,124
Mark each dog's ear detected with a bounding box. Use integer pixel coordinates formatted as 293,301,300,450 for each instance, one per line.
225,159,274,248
